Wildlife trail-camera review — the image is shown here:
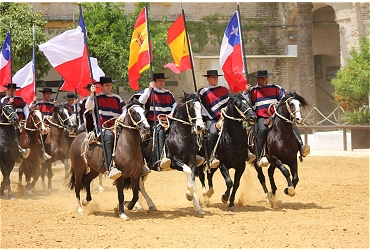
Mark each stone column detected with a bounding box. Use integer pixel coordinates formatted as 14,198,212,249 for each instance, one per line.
297,2,316,124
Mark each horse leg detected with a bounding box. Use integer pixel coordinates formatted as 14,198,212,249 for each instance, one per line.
271,156,295,197
82,171,99,206
228,167,245,211
139,176,157,211
116,177,129,221
253,162,272,204
206,168,218,198
1,169,15,200
290,161,299,189
41,162,47,191
218,163,232,204
98,173,104,192
18,163,24,194
196,165,210,205
267,165,277,207
47,161,53,190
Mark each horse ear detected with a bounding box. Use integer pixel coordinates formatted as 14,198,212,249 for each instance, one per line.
183,90,188,97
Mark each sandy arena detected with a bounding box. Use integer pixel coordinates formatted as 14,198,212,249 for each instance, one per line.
0,154,369,249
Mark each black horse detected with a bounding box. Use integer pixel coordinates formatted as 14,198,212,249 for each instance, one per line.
66,99,150,220
249,91,309,207
0,104,19,200
41,104,72,191
141,92,205,216
197,93,256,210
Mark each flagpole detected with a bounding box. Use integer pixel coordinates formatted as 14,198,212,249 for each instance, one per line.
182,9,197,92
79,3,110,169
55,77,63,101
237,3,249,83
145,4,160,170
9,23,13,97
32,23,36,97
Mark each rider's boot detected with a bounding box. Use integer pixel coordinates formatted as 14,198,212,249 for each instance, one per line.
207,131,220,169
103,131,122,180
15,128,30,158
255,131,269,167
158,127,171,170
141,159,151,177
293,125,310,157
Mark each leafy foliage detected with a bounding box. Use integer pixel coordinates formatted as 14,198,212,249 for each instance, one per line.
332,36,370,103
0,2,50,81
342,105,370,125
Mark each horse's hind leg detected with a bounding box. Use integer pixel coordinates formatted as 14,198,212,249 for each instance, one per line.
98,173,104,192
228,167,245,211
116,177,129,221
139,176,157,211
82,171,99,206
254,162,272,204
1,171,15,200
219,164,233,205
271,157,295,197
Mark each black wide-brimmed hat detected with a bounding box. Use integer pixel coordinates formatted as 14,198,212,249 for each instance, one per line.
152,73,169,81
63,93,76,100
39,87,56,93
254,70,274,77
96,76,118,84
4,83,20,89
202,70,223,77
83,83,101,89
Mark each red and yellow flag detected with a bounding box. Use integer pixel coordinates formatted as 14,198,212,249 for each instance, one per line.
128,8,150,91
164,14,192,74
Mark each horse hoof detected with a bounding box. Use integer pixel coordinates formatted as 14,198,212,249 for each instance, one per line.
98,186,104,192
186,193,193,201
9,196,16,201
148,206,157,211
196,210,205,217
227,206,235,212
120,213,129,221
221,195,228,204
82,199,90,206
26,190,34,196
77,207,84,215
206,187,214,198
286,186,295,197
203,195,210,206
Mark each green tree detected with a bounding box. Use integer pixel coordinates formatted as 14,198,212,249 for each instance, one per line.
0,2,50,82
81,2,172,91
332,36,370,107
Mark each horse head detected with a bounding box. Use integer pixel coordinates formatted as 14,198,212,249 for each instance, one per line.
175,92,204,134
225,93,256,124
52,104,73,131
277,91,309,125
125,99,150,135
0,104,19,127
28,107,48,133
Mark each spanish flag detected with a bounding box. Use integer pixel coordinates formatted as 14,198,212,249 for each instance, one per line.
128,7,150,91
164,14,192,74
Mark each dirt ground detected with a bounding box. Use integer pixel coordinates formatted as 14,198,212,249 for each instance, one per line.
0,155,369,249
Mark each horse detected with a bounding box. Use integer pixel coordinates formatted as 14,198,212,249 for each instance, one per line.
18,108,47,195
196,93,256,211
0,104,20,200
65,99,150,220
40,104,72,190
140,92,205,216
249,91,309,207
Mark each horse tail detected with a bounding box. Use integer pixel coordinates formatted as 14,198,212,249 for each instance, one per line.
113,177,132,190
64,168,75,190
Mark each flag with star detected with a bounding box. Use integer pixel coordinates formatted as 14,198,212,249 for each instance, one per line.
219,11,247,92
0,32,11,92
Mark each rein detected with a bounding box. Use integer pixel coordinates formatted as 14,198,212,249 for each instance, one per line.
44,115,65,129
24,111,43,132
221,104,252,122
269,97,300,124
0,105,16,126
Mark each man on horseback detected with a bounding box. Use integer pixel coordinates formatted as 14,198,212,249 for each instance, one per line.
85,76,125,180
1,83,30,159
244,70,310,167
139,72,177,170
63,92,80,121
29,87,57,161
198,70,229,169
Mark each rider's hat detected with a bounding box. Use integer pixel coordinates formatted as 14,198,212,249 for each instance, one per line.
4,83,20,89
39,87,56,93
96,76,118,85
202,70,223,77
63,93,76,100
254,70,274,77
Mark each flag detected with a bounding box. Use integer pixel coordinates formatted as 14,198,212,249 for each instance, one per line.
60,57,104,97
0,32,11,92
13,60,34,105
220,11,247,92
164,14,192,74
128,7,150,91
39,14,90,89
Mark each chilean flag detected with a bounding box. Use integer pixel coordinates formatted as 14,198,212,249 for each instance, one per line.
60,57,104,97
39,14,90,89
220,11,247,93
13,60,34,105
0,32,11,92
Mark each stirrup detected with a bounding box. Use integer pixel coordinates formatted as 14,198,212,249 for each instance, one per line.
41,151,52,160
210,158,220,169
196,155,205,167
108,167,122,180
247,151,256,163
301,145,310,157
20,148,31,159
159,157,171,170
257,157,269,168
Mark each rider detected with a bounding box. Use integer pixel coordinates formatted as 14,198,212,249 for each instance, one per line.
29,87,57,161
245,69,310,167
0,83,30,159
85,76,125,180
63,92,80,119
138,72,177,170
197,70,229,169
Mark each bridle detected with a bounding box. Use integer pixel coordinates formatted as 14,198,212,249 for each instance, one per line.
270,97,301,124
24,109,44,132
44,108,70,129
221,101,252,122
0,105,17,126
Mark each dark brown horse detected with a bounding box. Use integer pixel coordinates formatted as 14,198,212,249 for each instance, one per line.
65,99,150,220
18,108,47,195
41,104,71,190
249,91,309,207
0,104,19,200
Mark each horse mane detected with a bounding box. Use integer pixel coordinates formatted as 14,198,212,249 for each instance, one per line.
173,92,199,115
279,91,309,108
